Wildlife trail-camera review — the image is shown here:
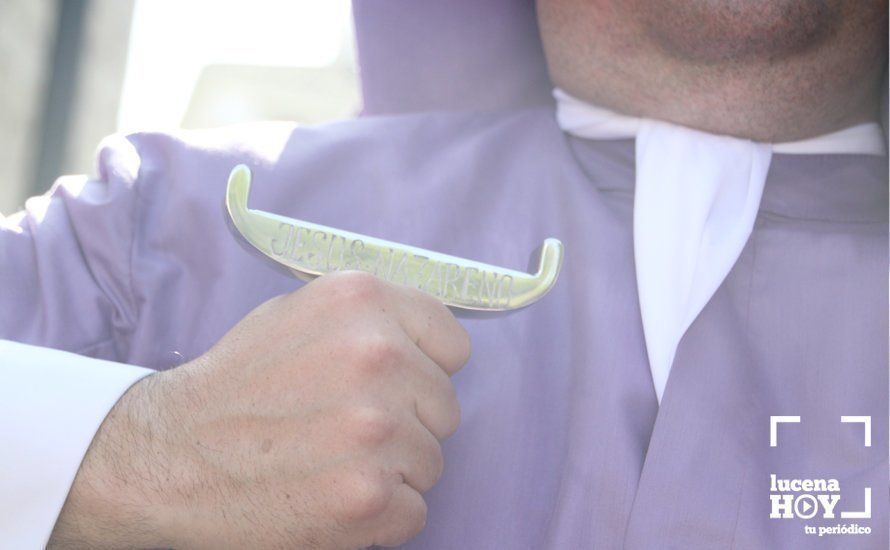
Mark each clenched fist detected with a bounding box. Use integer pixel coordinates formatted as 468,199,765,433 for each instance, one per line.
50,271,471,549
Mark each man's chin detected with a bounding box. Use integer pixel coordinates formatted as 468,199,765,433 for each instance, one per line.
632,0,841,64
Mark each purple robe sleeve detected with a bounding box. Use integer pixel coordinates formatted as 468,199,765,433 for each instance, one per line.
0,135,152,547
0,135,144,358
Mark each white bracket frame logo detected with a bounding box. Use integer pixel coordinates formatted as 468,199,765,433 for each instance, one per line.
769,415,872,523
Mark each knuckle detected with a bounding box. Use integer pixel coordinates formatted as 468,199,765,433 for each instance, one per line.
354,333,404,374
326,271,386,305
341,473,393,522
348,406,398,448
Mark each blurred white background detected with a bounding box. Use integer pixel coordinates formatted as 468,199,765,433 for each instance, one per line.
0,0,360,214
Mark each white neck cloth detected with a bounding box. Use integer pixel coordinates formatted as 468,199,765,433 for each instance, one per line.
554,88,885,403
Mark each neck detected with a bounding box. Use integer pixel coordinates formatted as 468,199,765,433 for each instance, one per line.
538,0,887,142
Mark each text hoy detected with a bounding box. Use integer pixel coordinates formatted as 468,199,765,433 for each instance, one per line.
769,474,871,520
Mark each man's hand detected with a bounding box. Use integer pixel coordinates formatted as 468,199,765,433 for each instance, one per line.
49,271,471,549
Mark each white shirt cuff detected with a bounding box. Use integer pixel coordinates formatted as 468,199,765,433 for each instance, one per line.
0,340,152,549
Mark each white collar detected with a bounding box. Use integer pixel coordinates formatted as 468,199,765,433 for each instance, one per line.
554,88,886,156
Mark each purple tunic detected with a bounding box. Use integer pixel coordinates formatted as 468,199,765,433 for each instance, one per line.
1,109,886,548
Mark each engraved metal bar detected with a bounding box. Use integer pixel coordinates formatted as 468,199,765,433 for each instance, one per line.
226,165,563,311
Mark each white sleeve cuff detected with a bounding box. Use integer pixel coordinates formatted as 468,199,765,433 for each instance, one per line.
0,340,153,549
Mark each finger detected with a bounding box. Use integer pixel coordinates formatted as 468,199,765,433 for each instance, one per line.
387,416,444,493
311,271,471,375
371,483,428,547
396,340,461,440
388,284,472,375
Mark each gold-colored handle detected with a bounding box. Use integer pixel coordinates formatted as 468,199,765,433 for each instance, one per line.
226,165,563,311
